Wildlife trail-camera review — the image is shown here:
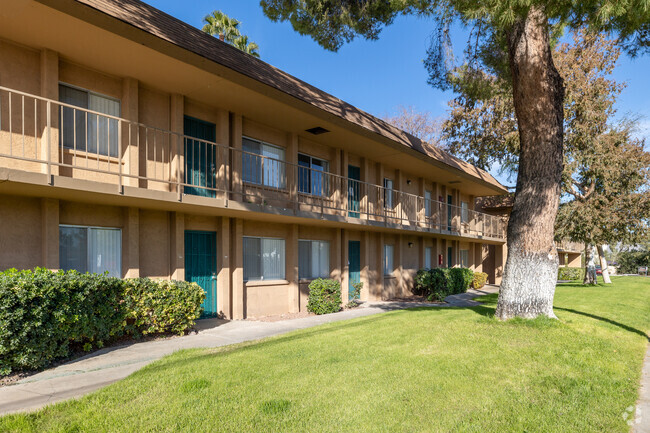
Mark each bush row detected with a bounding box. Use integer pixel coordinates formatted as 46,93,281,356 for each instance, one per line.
413,268,475,301
0,268,205,375
557,267,583,281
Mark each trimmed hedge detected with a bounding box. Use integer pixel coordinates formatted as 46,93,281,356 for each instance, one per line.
307,278,342,315
414,267,474,302
0,268,205,376
472,272,488,289
558,267,583,281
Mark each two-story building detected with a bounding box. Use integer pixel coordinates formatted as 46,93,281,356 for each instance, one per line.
0,0,508,319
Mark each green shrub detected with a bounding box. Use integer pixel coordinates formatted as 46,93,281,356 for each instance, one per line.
0,268,125,374
0,269,205,376
122,278,205,336
472,272,488,289
413,269,433,296
448,268,474,295
557,267,583,281
307,278,341,315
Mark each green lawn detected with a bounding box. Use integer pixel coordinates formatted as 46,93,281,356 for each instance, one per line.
3,276,650,433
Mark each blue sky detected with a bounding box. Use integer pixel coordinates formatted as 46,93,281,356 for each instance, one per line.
147,0,650,186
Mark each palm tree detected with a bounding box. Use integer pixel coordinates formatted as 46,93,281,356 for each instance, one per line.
202,10,240,44
233,35,260,58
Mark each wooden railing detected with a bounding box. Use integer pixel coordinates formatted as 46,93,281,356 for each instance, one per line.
0,85,507,240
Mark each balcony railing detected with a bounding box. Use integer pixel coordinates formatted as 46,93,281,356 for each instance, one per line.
0,85,507,240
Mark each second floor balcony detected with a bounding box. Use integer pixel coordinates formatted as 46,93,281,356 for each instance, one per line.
0,85,507,241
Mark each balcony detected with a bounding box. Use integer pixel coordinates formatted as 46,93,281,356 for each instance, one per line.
0,85,506,241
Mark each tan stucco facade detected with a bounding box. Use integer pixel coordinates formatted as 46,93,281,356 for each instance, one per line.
0,0,508,319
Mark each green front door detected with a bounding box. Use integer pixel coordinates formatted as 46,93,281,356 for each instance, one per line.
184,116,217,198
447,246,453,269
348,165,360,217
185,230,217,317
348,240,361,300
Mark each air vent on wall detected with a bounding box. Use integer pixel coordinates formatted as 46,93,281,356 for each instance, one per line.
448,180,461,184
305,126,330,135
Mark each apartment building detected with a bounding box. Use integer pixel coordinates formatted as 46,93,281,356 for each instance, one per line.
0,0,508,319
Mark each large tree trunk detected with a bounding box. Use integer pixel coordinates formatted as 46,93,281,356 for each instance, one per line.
597,245,612,284
495,6,564,320
583,244,597,284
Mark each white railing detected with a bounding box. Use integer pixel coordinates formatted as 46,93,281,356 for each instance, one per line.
0,85,507,239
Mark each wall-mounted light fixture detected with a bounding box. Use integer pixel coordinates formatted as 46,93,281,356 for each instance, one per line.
408,242,414,248
406,179,412,185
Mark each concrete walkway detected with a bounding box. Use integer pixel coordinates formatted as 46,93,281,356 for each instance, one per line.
0,286,498,416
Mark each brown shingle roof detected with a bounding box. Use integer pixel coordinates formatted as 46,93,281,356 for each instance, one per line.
63,0,506,192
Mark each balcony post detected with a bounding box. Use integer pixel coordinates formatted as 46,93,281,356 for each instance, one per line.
287,133,298,211
121,77,139,188
170,94,184,200
341,149,348,216
40,49,59,177
230,114,243,202
360,157,369,219
217,109,229,201
395,169,402,224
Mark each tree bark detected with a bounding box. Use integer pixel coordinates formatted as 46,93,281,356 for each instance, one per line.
597,245,612,284
583,244,597,285
495,6,564,320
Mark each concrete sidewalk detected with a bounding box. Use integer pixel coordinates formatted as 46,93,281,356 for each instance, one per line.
0,286,498,415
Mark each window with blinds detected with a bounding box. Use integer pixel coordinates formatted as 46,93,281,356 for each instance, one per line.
59,225,121,277
384,244,394,276
460,249,469,268
425,247,432,269
243,237,286,281
298,153,329,196
298,240,330,279
59,84,121,157
242,137,286,189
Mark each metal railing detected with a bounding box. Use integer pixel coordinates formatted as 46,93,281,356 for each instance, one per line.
0,85,506,239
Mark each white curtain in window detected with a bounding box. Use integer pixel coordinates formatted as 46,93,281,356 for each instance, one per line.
318,241,329,278
88,228,122,277
262,144,285,188
88,94,120,157
299,240,329,279
424,191,432,218
460,249,469,268
243,237,261,281
425,247,432,269
461,201,469,223
261,238,285,280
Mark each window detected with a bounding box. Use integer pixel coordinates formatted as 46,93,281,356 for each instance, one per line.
243,237,285,281
242,137,286,188
298,240,330,279
59,84,120,157
384,178,393,209
461,201,469,224
298,153,329,196
384,244,394,275
425,247,432,269
59,225,121,277
460,249,469,268
424,190,432,218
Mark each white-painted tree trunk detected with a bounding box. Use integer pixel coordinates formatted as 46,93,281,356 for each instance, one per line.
583,244,597,285
597,245,612,284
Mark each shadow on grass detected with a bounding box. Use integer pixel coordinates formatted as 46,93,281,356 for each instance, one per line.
554,306,649,341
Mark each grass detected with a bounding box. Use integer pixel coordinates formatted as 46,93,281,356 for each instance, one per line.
2,276,650,433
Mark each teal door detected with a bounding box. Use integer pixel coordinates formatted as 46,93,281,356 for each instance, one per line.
184,116,217,198
348,165,360,217
447,246,453,269
185,230,217,317
348,240,361,300
447,195,453,230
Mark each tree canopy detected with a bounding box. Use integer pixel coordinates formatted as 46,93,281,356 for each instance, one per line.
202,10,261,58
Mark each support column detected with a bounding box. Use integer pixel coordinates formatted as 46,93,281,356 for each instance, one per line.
217,217,231,318
376,232,384,299
169,94,184,195
376,162,384,221
361,231,370,301
396,234,404,296
41,198,59,269
230,114,243,201
122,78,139,188
287,224,299,313
169,212,184,280
418,177,425,226
360,157,370,219
231,218,244,319
341,150,349,216
123,207,139,278
40,49,59,176
333,228,342,283
395,169,403,223
287,133,298,209
217,109,230,199
341,229,349,305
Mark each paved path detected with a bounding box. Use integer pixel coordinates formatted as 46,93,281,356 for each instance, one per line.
0,286,498,416
634,344,650,432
